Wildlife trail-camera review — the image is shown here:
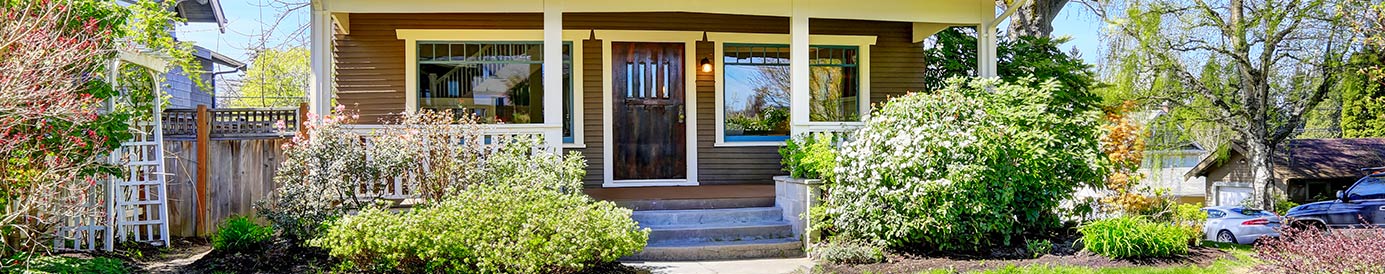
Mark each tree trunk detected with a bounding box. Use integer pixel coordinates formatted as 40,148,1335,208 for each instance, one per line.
1005,0,1070,38
1244,137,1277,210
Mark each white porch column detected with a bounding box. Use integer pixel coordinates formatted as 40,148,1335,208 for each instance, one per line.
789,0,810,136
542,0,563,149
976,22,998,78
309,1,333,119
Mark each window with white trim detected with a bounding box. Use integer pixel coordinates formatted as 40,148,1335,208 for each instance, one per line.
721,44,861,142
416,41,576,143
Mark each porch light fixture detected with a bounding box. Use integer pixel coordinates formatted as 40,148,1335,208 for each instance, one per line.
700,57,713,73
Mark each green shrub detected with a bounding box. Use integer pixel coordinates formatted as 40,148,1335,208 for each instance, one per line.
811,241,885,264
211,216,274,252
310,185,648,273
779,133,837,180
1079,216,1189,258
1272,194,1299,216
1168,203,1207,246
827,78,1105,251
1026,239,1053,258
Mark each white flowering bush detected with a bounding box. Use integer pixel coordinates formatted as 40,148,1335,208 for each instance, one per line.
828,77,1105,251
257,106,368,241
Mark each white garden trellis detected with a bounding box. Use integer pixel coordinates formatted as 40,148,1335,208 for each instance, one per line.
53,51,172,251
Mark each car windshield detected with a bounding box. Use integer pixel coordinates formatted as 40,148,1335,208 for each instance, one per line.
1346,176,1385,200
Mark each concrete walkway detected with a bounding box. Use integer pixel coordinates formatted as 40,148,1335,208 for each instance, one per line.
625,258,815,274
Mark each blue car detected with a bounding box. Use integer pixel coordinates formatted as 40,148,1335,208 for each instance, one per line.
1285,170,1385,229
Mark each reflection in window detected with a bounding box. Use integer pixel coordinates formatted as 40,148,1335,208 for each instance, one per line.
417,42,575,142
721,44,861,142
723,44,791,142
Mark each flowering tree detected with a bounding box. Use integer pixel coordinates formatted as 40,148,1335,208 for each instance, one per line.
0,0,195,256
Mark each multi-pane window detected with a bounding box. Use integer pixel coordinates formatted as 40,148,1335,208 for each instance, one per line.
721,44,861,142
416,41,575,142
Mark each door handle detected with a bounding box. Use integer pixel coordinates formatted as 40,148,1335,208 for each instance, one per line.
677,107,685,124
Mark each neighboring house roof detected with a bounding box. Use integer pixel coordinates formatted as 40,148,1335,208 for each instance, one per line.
120,0,227,32
1185,138,1385,181
173,0,227,32
193,45,245,69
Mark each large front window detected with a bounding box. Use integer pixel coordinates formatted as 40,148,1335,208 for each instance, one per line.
417,41,574,142
721,44,861,142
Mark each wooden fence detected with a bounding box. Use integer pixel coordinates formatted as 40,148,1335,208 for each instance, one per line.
163,104,305,140
160,103,304,236
164,138,288,236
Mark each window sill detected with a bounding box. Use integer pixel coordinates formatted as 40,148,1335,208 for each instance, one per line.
714,141,785,147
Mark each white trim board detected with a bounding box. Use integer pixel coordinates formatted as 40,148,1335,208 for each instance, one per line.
598,30,701,187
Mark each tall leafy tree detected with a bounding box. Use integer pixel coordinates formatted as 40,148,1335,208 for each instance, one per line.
1002,0,1073,38
1340,48,1385,137
1341,2,1385,138
924,27,1101,116
229,48,310,107
1096,0,1356,209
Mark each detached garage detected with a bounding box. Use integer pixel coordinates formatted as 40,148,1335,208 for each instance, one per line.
1185,138,1385,206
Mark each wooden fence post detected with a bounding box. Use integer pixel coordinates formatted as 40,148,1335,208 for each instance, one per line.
195,105,210,235
298,102,309,137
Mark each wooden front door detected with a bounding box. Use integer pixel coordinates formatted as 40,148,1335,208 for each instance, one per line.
612,42,686,180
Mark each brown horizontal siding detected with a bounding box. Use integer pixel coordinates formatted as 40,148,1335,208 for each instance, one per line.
334,12,927,187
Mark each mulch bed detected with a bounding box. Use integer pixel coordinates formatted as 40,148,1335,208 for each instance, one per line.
817,233,1232,274
174,239,337,274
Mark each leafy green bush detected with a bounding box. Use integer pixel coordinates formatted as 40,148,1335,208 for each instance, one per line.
779,133,838,180
1026,239,1053,258
1079,216,1189,258
211,216,274,252
1167,203,1207,246
827,77,1105,251
811,240,885,264
311,185,648,273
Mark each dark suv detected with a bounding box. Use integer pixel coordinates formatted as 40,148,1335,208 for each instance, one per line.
1286,171,1385,229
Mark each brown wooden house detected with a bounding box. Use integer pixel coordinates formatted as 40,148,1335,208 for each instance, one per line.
1186,138,1385,206
306,0,1005,188
303,0,1011,260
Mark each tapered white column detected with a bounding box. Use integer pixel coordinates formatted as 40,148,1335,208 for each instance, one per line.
309,1,333,118
977,22,998,77
542,0,563,149
789,0,810,135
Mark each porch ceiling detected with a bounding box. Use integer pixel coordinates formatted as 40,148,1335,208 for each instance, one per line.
321,0,994,25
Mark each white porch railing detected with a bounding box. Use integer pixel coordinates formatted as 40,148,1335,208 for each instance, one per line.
341,124,557,200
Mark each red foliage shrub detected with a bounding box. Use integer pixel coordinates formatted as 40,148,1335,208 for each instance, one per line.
1254,225,1385,273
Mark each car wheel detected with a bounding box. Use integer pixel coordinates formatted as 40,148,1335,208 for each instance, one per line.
1217,230,1237,244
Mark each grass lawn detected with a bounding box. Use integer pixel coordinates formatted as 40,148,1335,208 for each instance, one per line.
917,243,1257,274
4,255,129,274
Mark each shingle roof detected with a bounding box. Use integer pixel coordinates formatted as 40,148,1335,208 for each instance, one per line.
1185,138,1385,181
1274,138,1385,180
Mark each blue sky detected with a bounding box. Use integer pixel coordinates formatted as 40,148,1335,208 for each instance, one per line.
176,1,309,69
177,3,1105,90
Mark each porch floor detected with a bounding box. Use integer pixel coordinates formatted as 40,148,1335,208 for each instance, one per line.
583,184,773,201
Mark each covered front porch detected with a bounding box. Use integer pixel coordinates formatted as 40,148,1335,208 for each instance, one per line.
308,0,1012,189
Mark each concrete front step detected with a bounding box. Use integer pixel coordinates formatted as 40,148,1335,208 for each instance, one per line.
646,222,795,243
624,238,805,261
632,207,785,227
614,197,775,211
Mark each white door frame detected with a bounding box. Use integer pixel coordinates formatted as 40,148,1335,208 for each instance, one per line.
597,30,701,187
